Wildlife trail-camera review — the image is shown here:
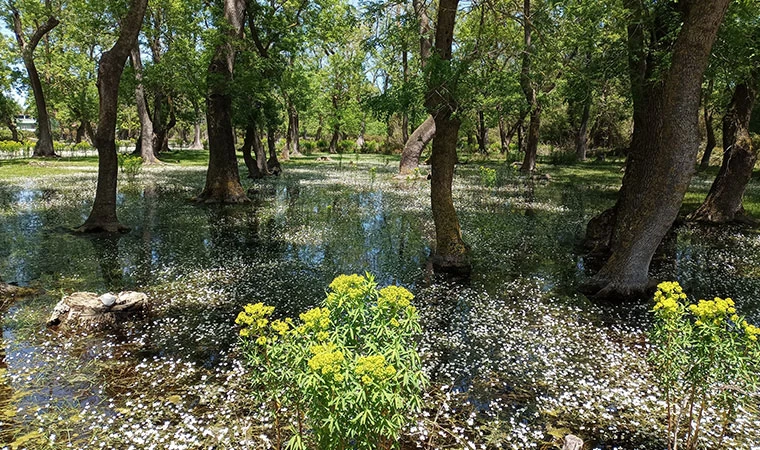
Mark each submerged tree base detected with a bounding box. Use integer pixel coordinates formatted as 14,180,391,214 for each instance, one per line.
74,221,131,233
430,252,472,278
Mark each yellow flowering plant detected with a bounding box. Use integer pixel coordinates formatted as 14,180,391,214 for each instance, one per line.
649,282,760,450
236,273,425,450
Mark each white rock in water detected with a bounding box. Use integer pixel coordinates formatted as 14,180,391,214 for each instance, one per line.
100,293,118,307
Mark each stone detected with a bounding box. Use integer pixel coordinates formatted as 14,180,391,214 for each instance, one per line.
47,291,148,329
562,435,583,450
100,293,117,306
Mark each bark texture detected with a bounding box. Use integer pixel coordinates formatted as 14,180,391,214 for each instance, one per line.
583,0,731,299
10,7,59,157
426,0,470,274
241,123,268,179
576,98,591,161
399,115,436,175
77,0,148,233
130,45,158,164
284,102,301,158
197,0,249,203
266,125,282,176
699,79,716,170
689,75,758,223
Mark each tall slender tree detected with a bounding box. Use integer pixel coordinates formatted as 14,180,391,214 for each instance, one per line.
76,0,149,233
427,0,470,274
7,0,59,157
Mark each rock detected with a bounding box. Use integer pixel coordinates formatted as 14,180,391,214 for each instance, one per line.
100,293,117,306
562,435,583,450
316,156,333,162
47,291,148,329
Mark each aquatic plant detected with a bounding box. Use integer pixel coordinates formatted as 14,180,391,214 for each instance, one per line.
237,273,425,450
478,165,497,188
649,281,760,450
117,154,143,181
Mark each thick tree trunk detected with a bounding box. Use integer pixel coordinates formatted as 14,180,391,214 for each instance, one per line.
10,10,59,157
576,98,591,161
399,115,436,175
130,45,158,164
476,110,488,154
426,0,470,275
284,103,301,158
196,0,249,203
77,0,148,233
689,76,758,223
522,107,540,172
583,0,731,299
328,126,340,154
266,125,281,175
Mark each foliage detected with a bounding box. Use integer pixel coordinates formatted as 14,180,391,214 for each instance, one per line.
117,154,142,181
478,165,497,188
649,282,760,450
237,273,425,450
547,147,578,166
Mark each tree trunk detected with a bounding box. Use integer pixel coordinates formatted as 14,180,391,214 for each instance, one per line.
699,106,716,170
75,122,86,144
520,0,539,172
522,106,540,171
699,79,716,170
583,0,731,299
189,102,204,150
399,115,436,175
356,118,366,150
7,117,20,142
328,126,340,154
242,123,267,179
689,75,758,223
284,103,301,158
196,0,249,203
426,0,470,275
10,9,59,158
266,125,281,175
130,45,158,164
77,0,148,233
576,97,591,161
476,110,488,154
158,97,176,153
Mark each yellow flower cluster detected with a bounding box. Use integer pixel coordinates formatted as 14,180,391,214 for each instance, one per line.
236,303,275,337
377,285,413,310
689,297,736,325
355,355,397,385
326,274,366,308
271,319,291,336
653,282,687,314
300,307,331,332
308,343,345,381
329,274,365,295
742,321,759,342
